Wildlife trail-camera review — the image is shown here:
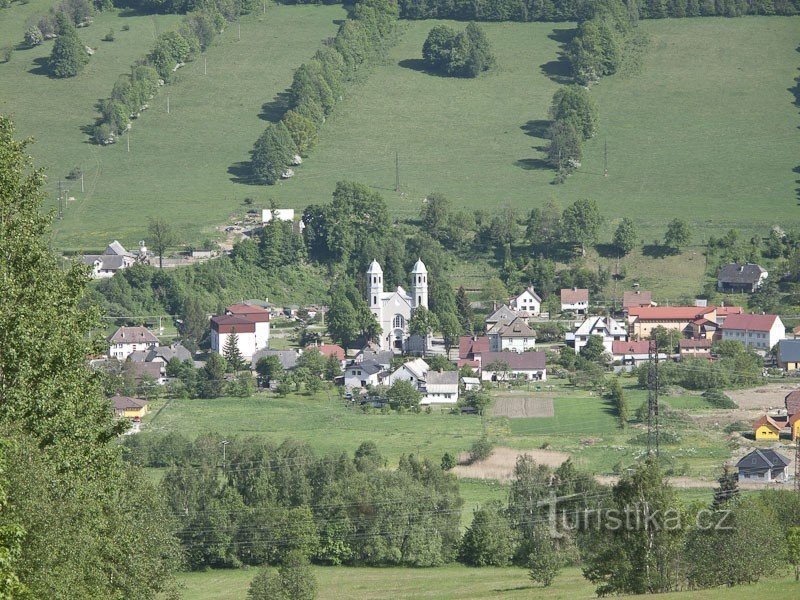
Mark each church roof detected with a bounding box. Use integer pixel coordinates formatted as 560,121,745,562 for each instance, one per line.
367,259,383,274
411,258,427,274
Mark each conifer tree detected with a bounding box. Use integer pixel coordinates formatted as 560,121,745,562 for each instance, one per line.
223,329,245,372
49,13,89,78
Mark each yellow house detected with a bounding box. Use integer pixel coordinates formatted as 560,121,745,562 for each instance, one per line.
790,413,800,441
753,415,782,441
111,395,149,419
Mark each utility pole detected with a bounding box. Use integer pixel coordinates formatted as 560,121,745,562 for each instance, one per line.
394,151,399,192
204,58,207,75
604,140,608,177
795,436,800,492
57,181,63,219
647,339,660,457
167,94,170,114
80,171,84,193
220,439,230,468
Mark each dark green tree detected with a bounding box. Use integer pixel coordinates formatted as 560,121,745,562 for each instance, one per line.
252,122,296,185
549,85,598,140
223,330,245,372
49,13,88,78
579,335,608,363
607,376,627,427
200,353,228,398
663,218,691,251
455,286,474,333
256,355,284,387
247,550,317,600
612,217,638,256
459,501,516,566
408,306,439,356
546,120,582,177
386,379,422,410
561,198,603,256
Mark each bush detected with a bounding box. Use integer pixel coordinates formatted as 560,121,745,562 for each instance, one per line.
1,46,11,63
92,123,114,145
702,389,737,409
468,436,494,464
24,25,43,47
122,24,130,31
102,28,114,41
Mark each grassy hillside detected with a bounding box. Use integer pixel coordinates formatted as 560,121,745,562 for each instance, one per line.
269,17,800,241
176,566,798,599
0,4,345,251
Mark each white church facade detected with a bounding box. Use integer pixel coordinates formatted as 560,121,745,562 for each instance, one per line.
367,259,428,352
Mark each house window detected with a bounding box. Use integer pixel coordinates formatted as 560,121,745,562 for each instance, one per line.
393,314,405,329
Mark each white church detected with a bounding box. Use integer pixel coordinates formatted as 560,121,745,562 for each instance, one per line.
367,258,428,352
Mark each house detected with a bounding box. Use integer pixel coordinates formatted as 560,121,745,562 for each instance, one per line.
736,449,790,482
461,376,481,391
459,336,490,359
307,344,347,369
717,263,768,293
422,371,459,404
210,303,271,360
777,339,800,371
81,240,144,279
487,317,536,353
388,358,430,387
107,326,159,361
478,351,547,382
679,338,713,360
367,259,429,352
752,415,782,441
611,340,653,367
789,413,800,441
626,306,743,341
721,313,785,352
510,286,542,315
110,394,149,419
573,316,627,354
560,288,589,315
484,305,518,328
353,343,394,370
126,361,167,385
622,290,656,313
251,349,298,371
129,342,192,364
344,360,385,389
261,208,305,233
785,390,800,416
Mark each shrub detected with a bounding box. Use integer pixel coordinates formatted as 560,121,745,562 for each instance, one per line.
24,25,43,47
702,389,737,409
102,28,114,41
1,46,11,63
468,436,494,464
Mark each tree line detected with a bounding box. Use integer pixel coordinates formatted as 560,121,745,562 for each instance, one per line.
249,0,400,184
393,0,800,20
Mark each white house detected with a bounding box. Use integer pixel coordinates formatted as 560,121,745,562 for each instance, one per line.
478,351,547,382
367,259,429,352
510,286,542,315
210,303,271,360
721,313,785,352
461,376,481,391
82,240,144,279
262,208,305,233
388,358,429,387
421,371,459,404
573,316,628,354
560,288,589,315
485,304,517,328
107,326,159,361
344,360,385,389
487,317,536,353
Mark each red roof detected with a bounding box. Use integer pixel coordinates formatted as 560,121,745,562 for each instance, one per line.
679,339,713,349
788,412,800,426
716,306,744,317
753,415,783,433
211,315,256,334
623,290,653,309
560,288,588,303
611,341,650,355
226,303,270,323
628,306,714,321
785,390,800,415
459,335,490,359
722,313,780,332
307,344,345,360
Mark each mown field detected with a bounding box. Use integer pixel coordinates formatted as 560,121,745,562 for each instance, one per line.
270,16,800,241
176,565,798,600
0,3,345,251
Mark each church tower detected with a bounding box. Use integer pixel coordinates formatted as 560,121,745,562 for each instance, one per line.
367,259,383,309
411,258,428,309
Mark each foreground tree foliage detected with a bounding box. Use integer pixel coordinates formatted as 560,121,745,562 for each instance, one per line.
0,117,180,598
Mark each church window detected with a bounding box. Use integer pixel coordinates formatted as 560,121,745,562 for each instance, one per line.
393,314,405,329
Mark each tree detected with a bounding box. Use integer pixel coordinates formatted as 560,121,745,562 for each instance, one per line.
546,120,582,176
649,326,681,353
712,466,739,509
459,501,516,566
459,22,495,77
420,192,451,240
438,310,462,357
663,218,691,251
482,277,508,307
200,353,228,398
282,110,317,156
180,296,207,347
441,452,456,471
223,330,245,372
326,281,360,348
386,379,422,410
787,526,800,582
612,217,638,256
579,335,608,363
0,115,180,597
25,25,43,47
422,24,457,71
148,216,177,269
421,22,493,77
549,85,598,140
251,122,296,185
408,306,439,356
525,200,562,247
561,198,603,256
527,529,561,587
256,355,284,387
607,376,627,427
247,550,317,600
462,389,491,415
455,286,474,333
49,13,88,78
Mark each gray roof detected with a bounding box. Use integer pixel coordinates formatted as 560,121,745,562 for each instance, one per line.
485,304,517,325
104,240,133,256
149,343,192,363
425,370,459,386
717,263,766,284
736,449,790,471
348,360,383,376
83,254,127,270
778,339,800,364
251,349,298,370
128,350,149,363
108,326,159,344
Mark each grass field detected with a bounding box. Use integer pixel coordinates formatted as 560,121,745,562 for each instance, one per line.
175,565,798,599
0,4,345,250
268,17,800,240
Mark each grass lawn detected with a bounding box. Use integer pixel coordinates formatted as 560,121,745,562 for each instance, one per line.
146,391,485,465
175,565,798,599
268,17,800,243
0,4,345,251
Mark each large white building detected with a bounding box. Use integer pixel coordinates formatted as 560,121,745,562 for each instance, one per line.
367,259,428,352
82,240,144,279
572,316,628,354
721,313,785,353
107,326,159,361
210,303,271,360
